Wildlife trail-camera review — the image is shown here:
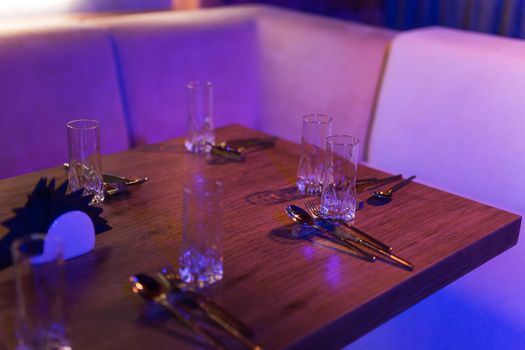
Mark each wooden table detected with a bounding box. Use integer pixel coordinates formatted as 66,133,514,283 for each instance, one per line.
0,124,521,349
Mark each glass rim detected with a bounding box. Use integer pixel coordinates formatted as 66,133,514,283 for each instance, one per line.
327,134,359,146
187,80,213,89
66,119,99,130
302,113,333,124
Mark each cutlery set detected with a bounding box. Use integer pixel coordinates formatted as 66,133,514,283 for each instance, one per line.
209,138,277,163
63,163,148,196
286,175,416,270
356,174,402,193
287,205,376,261
130,269,262,350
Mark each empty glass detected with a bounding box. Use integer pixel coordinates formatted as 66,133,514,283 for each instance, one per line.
185,81,215,153
320,135,359,222
297,114,333,195
11,234,70,350
67,119,104,204
179,176,223,289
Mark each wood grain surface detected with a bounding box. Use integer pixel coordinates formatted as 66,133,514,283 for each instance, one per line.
0,124,521,350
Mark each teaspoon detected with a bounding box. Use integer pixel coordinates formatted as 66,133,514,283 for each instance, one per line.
372,175,416,200
129,274,226,350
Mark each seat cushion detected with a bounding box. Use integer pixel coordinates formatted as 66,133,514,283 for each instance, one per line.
362,27,525,349
0,21,129,179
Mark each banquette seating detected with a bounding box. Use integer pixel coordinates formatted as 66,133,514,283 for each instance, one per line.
0,4,523,349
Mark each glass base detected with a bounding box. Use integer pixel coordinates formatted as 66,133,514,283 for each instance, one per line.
185,134,214,154
16,326,71,350
68,160,104,204
296,179,322,195
320,205,356,222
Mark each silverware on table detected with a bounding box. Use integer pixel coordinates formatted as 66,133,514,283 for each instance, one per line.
208,138,277,163
357,174,402,192
130,273,226,350
102,172,148,186
158,269,262,350
63,163,149,186
371,175,416,201
304,202,414,270
209,142,246,162
304,200,392,252
285,205,376,262
104,182,125,196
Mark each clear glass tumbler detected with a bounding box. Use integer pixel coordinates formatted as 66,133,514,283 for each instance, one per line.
66,119,104,204
297,113,333,195
11,234,70,350
320,135,359,222
185,81,215,153
179,176,223,289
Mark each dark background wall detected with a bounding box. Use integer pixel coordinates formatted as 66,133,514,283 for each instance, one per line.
1,0,524,39
223,0,525,38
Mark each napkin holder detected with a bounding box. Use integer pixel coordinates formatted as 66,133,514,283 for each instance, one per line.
0,178,111,270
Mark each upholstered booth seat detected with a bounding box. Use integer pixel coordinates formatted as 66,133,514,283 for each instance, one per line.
0,21,129,179
356,27,525,349
0,5,393,178
84,5,394,152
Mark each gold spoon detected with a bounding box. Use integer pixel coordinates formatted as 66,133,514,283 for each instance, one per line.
372,175,416,200
129,273,226,350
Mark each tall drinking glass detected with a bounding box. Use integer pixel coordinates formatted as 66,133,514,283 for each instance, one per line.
320,135,359,222
11,234,70,350
185,81,215,153
297,114,333,195
67,119,104,203
179,176,223,289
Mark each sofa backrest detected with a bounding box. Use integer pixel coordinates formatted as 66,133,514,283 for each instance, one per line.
254,6,395,155
84,4,395,153
0,21,129,179
83,6,261,146
367,27,525,217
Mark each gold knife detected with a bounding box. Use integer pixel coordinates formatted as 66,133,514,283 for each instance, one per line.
317,217,414,270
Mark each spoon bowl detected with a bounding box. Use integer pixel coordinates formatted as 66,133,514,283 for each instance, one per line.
286,205,315,227
372,190,394,200
372,175,416,201
130,273,167,302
